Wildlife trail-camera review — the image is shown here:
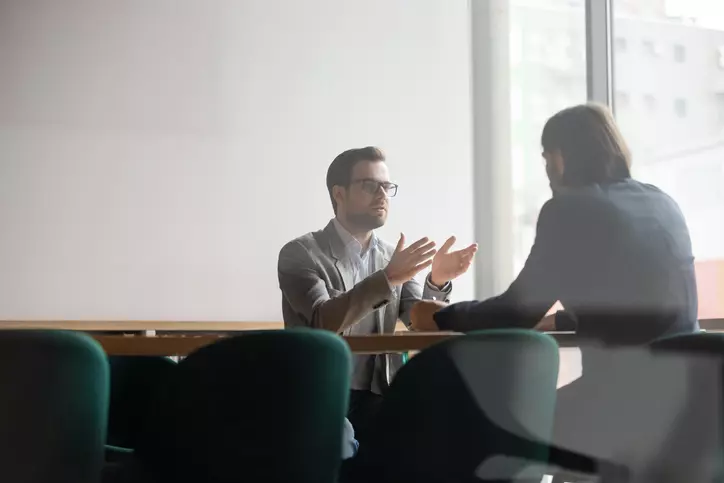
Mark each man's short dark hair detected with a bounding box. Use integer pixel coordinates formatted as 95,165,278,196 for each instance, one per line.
326,147,386,214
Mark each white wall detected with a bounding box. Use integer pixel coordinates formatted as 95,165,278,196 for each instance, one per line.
0,0,475,321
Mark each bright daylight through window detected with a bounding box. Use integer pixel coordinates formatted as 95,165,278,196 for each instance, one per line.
509,0,586,275
614,0,724,318
510,0,724,319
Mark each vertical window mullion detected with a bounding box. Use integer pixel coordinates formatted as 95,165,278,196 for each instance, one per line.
586,0,614,109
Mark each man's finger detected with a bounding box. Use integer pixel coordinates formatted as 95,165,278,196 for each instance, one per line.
452,244,478,258
395,233,405,253
439,236,456,255
407,259,434,278
406,237,431,252
409,240,436,255
415,247,437,262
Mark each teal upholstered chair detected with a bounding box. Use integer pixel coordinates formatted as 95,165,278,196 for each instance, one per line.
347,330,560,483
136,329,352,483
0,330,109,483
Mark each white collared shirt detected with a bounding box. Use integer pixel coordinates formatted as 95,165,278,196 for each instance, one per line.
332,218,387,392
332,218,379,282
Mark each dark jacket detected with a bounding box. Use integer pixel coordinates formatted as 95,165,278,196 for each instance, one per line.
435,179,699,356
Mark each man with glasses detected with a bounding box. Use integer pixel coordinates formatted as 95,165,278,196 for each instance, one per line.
278,146,477,443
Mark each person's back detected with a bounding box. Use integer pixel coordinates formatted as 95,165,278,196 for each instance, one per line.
550,178,698,347
408,104,700,470
415,103,699,370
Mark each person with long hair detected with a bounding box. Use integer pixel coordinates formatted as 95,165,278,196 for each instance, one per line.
411,103,698,362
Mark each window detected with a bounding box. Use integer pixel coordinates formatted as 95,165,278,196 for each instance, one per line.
510,25,524,67
674,44,686,63
643,39,661,57
716,93,724,124
614,4,724,319
528,32,545,63
509,0,586,275
643,94,657,111
615,91,630,108
511,87,524,122
674,98,688,118
615,37,628,53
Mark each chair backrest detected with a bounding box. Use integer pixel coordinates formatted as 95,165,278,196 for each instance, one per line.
136,329,352,483
641,332,724,482
0,330,109,483
352,330,559,483
107,356,177,449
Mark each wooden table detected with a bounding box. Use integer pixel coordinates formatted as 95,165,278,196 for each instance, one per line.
91,331,461,356
0,319,722,356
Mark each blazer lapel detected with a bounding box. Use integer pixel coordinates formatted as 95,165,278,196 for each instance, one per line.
322,221,354,291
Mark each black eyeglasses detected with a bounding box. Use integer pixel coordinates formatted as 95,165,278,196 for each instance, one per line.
350,179,399,197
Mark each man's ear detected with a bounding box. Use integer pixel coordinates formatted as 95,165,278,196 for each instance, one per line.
332,185,346,208
552,149,565,178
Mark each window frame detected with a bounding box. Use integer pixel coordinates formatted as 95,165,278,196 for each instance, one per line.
586,0,614,107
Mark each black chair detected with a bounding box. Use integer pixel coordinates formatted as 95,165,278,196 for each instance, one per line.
135,329,352,483
0,330,109,483
346,329,560,483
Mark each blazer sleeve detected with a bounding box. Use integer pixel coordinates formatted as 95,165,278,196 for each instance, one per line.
398,275,453,327
434,199,565,332
278,240,395,334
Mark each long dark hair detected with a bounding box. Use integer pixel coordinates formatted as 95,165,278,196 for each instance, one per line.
541,103,632,187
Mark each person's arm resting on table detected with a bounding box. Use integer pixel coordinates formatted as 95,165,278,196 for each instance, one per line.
417,200,570,333
397,273,452,328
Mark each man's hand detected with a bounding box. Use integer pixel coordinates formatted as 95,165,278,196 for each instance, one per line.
409,300,448,332
430,236,478,287
384,234,437,286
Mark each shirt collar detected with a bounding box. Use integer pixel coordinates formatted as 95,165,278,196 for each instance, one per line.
332,218,378,257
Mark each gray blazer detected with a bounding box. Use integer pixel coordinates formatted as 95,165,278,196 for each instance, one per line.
278,221,451,383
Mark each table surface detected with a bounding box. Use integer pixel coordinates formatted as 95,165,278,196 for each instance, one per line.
0,319,721,356
1,318,722,331
91,331,465,356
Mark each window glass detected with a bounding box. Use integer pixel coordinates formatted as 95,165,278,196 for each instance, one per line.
614,0,724,319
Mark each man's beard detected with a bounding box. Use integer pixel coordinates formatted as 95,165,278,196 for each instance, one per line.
346,212,386,231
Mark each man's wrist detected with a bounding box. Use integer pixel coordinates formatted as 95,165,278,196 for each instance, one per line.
380,269,396,292
427,273,450,291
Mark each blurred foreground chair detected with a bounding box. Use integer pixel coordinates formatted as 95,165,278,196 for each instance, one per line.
551,334,720,483
346,330,560,483
0,330,109,483
644,332,724,482
136,329,352,483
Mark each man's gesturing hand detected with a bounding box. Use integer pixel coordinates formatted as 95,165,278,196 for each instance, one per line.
430,236,478,287
384,234,437,286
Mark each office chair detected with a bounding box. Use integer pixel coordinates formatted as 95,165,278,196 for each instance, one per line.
347,329,560,483
0,330,109,483
136,329,352,483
